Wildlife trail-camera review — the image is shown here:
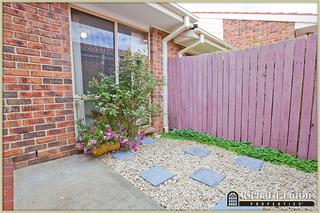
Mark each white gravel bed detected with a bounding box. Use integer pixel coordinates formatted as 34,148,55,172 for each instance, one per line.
101,138,317,210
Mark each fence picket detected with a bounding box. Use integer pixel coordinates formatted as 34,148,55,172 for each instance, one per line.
168,58,173,127
222,53,230,138
270,42,285,149
255,46,267,147
308,86,317,160
235,51,243,141
262,44,276,147
248,48,258,143
217,54,224,138
228,51,237,140
298,34,317,159
181,57,187,129
191,56,197,131
287,38,306,155
278,40,295,152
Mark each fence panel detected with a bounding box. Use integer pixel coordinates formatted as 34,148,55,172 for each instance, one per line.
168,35,317,160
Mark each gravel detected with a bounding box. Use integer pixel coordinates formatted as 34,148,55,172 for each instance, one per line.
101,138,317,210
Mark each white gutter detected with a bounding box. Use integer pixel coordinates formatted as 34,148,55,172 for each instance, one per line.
204,38,228,52
194,27,233,49
162,16,192,132
178,34,205,57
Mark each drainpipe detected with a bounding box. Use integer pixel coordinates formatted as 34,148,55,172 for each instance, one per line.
178,34,205,57
162,16,192,132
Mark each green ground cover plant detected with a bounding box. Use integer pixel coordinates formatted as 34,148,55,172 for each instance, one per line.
161,129,317,173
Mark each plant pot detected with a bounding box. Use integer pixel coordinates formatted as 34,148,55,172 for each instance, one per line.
92,142,120,157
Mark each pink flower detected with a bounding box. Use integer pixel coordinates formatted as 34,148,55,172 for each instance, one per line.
129,143,138,152
90,128,94,133
107,127,112,132
91,140,97,145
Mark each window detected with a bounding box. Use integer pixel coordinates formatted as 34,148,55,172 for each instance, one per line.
71,9,149,124
227,192,239,207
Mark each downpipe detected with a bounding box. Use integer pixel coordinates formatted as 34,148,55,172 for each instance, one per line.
162,16,192,132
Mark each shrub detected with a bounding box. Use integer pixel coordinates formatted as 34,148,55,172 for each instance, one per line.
84,53,160,140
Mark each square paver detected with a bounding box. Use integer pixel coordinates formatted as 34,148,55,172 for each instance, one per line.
234,156,264,171
190,168,225,187
185,146,211,157
213,196,262,210
143,137,156,145
111,151,135,160
139,167,176,187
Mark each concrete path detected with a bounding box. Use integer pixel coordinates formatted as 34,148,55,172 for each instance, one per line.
14,154,162,210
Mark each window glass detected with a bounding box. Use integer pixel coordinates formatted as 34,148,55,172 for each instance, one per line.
118,23,148,59
71,9,115,123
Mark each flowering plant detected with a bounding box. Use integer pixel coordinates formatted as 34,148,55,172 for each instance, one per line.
84,53,160,140
76,120,140,154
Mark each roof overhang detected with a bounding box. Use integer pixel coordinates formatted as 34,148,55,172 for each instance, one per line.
70,2,189,32
70,3,232,54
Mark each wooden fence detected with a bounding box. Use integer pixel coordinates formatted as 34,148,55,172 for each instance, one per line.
168,34,317,160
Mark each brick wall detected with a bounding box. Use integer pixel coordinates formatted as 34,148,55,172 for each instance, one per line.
223,19,295,49
149,27,184,133
2,159,13,210
2,2,77,170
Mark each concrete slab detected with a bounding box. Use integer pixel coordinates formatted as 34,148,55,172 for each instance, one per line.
185,146,211,157
14,154,162,210
213,196,262,210
111,151,135,160
139,167,176,187
190,168,225,187
235,156,264,171
143,137,156,145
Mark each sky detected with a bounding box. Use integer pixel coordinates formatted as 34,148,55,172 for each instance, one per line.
179,3,318,14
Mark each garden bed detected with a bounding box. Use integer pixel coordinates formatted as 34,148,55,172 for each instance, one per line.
101,138,317,210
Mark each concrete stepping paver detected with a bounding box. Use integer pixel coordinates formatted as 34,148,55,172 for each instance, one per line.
143,137,156,145
139,167,176,187
111,151,135,160
190,168,225,187
185,146,211,157
213,196,262,210
234,156,264,171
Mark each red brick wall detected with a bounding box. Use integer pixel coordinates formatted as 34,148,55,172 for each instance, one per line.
149,27,184,133
223,19,295,49
2,2,77,170
2,159,13,210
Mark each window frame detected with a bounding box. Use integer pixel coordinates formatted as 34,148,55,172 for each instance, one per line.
69,5,150,124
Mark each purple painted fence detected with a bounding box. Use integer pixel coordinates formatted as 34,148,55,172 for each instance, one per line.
168,35,317,160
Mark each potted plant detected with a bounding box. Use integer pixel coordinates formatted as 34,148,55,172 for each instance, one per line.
76,122,127,157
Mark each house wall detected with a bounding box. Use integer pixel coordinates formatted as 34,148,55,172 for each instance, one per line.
3,2,77,171
149,28,184,133
223,19,295,49
2,3,183,169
